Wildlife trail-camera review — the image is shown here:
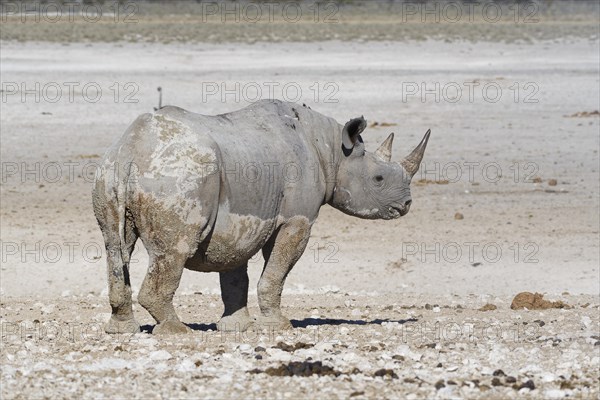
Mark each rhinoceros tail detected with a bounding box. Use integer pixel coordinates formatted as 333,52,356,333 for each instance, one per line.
116,162,133,266
117,200,129,265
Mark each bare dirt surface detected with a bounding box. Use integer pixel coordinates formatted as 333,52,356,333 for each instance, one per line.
1,1,599,399
2,294,599,399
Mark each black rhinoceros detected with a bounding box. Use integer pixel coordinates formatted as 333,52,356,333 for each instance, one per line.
92,100,430,334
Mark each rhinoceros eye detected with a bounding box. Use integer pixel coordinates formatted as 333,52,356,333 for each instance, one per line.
374,175,384,183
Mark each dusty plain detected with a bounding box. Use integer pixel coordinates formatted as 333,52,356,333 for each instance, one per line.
1,1,599,399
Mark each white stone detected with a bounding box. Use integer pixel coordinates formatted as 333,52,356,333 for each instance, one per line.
83,358,132,371
580,316,592,329
40,304,55,314
177,359,196,372
24,341,37,352
540,372,556,382
238,344,252,353
544,389,566,399
149,350,172,361
138,337,159,347
341,352,358,362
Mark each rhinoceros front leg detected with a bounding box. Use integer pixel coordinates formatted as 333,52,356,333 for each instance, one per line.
256,216,312,330
217,263,254,332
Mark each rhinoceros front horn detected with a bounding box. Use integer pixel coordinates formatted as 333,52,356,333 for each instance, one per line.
400,129,431,177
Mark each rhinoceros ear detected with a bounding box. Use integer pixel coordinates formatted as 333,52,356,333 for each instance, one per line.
342,116,367,151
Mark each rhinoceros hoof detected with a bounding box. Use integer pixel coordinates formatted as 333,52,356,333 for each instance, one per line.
254,315,293,331
152,320,190,335
217,314,255,332
105,317,140,334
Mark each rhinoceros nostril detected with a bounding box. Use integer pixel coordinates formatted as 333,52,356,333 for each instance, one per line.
405,199,412,208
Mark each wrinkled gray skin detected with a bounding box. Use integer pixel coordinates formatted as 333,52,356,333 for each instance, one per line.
92,100,430,334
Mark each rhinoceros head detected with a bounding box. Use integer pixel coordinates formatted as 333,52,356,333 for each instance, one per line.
331,117,430,220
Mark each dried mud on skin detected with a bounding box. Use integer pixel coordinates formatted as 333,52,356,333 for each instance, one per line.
1,293,598,399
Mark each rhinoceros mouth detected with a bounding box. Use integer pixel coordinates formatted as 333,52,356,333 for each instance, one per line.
388,206,406,218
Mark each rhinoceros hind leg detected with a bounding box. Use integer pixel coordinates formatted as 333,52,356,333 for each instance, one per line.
256,216,311,329
218,264,254,332
133,186,216,335
104,244,140,334
137,252,191,334
94,184,140,335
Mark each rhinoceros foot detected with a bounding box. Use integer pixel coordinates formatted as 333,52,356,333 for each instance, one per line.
254,315,293,331
217,312,255,332
152,319,190,335
105,316,140,334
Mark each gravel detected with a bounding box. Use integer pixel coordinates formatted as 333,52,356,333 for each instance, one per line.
1,293,598,399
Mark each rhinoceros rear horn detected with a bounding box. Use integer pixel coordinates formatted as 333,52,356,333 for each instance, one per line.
400,129,431,177
375,132,394,162
342,116,367,151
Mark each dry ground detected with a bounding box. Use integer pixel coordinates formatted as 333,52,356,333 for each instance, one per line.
1,1,599,398
1,293,599,399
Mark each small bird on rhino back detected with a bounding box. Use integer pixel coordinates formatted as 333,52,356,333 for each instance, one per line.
92,99,431,334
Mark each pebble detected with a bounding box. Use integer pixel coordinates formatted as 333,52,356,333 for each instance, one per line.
541,372,556,382
40,304,55,314
24,341,37,352
544,389,566,399
1,294,597,399
138,338,159,347
238,344,252,353
581,316,592,328
149,350,172,361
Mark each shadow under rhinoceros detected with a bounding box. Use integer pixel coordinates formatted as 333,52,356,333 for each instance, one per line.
141,323,218,333
140,317,418,333
291,317,418,328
